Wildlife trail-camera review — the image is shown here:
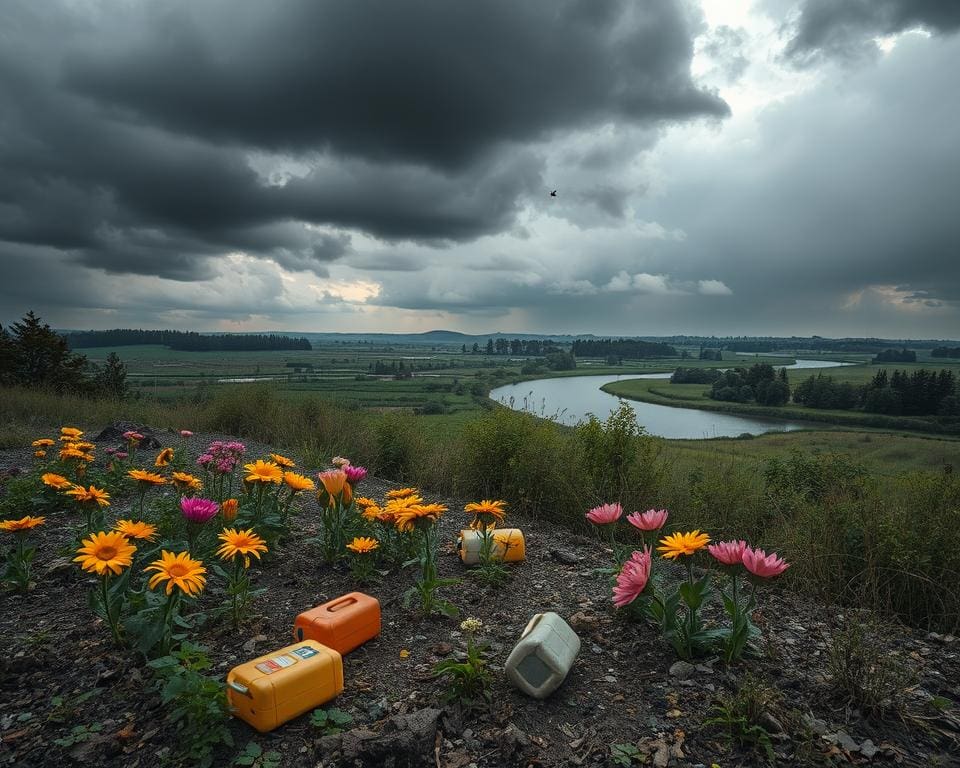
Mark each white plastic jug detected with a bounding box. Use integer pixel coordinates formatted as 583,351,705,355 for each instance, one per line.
504,612,580,699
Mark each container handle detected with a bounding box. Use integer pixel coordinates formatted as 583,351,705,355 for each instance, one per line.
327,595,358,612
228,681,252,698
521,613,544,639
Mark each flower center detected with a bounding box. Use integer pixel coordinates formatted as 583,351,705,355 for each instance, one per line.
97,546,117,560
167,563,189,578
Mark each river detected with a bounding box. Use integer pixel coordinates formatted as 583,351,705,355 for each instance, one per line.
488,359,849,440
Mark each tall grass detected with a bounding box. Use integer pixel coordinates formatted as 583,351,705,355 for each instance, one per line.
3,384,958,631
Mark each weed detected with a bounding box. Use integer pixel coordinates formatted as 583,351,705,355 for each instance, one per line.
309,707,354,736
609,742,646,765
234,741,282,768
704,675,779,764
53,722,103,748
826,620,916,720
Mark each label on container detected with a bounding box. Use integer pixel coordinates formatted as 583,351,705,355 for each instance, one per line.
291,646,319,660
255,654,298,675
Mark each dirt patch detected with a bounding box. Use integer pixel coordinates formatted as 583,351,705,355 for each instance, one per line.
1,426,958,767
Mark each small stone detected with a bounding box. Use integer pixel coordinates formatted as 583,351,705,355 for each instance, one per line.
590,644,603,655
859,739,878,759
759,712,784,734
669,661,696,680
603,675,617,684
804,715,828,735
832,731,860,752
550,549,580,565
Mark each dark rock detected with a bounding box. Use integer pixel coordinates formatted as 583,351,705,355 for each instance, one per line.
321,708,443,767
497,723,536,763
669,661,696,681
550,549,580,565
93,423,163,449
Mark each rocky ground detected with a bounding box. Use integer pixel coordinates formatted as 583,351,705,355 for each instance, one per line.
0,424,958,767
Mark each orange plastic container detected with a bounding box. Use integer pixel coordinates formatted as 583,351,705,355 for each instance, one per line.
293,591,381,654
457,528,526,564
227,640,343,733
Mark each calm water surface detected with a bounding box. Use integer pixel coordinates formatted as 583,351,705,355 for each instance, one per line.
488,359,849,440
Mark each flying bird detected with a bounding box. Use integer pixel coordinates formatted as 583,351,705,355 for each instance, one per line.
550,190,557,197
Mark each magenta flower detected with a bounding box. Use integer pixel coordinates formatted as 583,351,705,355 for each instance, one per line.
586,502,623,525
180,429,194,438
612,547,652,608
197,453,213,468
708,539,748,566
180,497,219,524
114,451,128,460
626,508,668,532
344,465,367,484
105,447,116,455
742,546,790,578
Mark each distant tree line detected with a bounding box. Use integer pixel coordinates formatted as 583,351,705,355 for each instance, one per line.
872,348,916,363
63,328,312,351
473,338,562,356
932,347,960,359
571,338,677,359
1,312,128,398
794,369,958,416
699,348,723,361
708,364,790,406
671,367,721,384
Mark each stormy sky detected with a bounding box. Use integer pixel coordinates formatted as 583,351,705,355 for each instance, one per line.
1,0,958,338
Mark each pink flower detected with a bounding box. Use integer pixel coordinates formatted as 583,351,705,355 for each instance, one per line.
105,447,116,455
742,546,790,578
123,430,143,442
114,451,128,460
180,430,194,438
708,539,748,566
612,548,652,608
344,465,367,484
586,502,622,525
197,453,213,467
627,508,668,532
180,497,219,524
331,456,350,468
215,458,236,474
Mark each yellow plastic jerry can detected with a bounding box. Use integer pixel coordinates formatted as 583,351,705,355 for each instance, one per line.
227,640,343,732
457,528,526,564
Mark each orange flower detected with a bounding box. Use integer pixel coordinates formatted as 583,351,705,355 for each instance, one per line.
171,471,203,493
317,469,347,497
34,450,47,458
464,499,508,530
361,503,383,522
0,516,46,533
127,469,167,486
113,519,159,541
155,447,175,467
146,551,206,596
32,438,55,448
270,453,295,468
64,485,111,507
657,530,711,560
42,473,73,490
386,487,418,499
244,460,283,484
346,536,379,554
221,498,239,522
74,531,136,576
60,427,83,439
283,471,315,492
216,528,268,568
393,502,447,532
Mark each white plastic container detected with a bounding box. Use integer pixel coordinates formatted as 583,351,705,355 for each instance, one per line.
504,612,580,699
457,528,526,565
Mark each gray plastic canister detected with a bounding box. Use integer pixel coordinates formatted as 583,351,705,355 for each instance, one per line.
504,612,581,699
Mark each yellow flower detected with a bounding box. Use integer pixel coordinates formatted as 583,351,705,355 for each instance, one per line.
657,530,711,560
0,516,46,533
32,438,55,448
127,469,167,486
60,427,83,438
270,453,295,468
393,502,447,532
74,441,95,452
73,531,136,576
171,471,203,492
361,503,383,522
283,471,315,492
60,446,91,461
346,536,379,554
464,499,508,529
34,450,46,458
64,485,111,507
42,473,73,490
244,460,283,484
216,528,268,568
386,487,418,499
355,496,378,509
113,519,159,541
155,447,175,467
146,550,207,596
221,498,239,522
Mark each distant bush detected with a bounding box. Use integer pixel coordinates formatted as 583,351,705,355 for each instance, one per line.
671,367,720,384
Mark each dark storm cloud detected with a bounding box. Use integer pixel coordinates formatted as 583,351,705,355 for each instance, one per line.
0,0,725,289
785,0,960,63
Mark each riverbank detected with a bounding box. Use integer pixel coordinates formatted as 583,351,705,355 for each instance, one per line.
601,377,960,437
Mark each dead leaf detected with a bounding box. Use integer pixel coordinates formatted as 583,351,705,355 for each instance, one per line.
399,649,410,659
